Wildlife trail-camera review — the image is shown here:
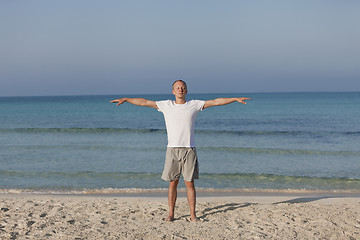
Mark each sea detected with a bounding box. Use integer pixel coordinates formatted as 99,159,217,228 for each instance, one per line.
1,92,360,194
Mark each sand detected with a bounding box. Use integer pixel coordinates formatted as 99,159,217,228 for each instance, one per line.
0,193,359,240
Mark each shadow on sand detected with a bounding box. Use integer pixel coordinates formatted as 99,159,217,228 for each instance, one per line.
185,202,254,221
177,202,253,221
177,194,357,221
272,196,349,204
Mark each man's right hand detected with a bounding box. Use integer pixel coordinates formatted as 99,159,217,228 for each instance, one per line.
110,98,126,106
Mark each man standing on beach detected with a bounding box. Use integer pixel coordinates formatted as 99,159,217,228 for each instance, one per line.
111,80,251,222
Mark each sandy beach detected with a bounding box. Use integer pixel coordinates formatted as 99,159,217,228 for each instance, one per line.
0,192,359,240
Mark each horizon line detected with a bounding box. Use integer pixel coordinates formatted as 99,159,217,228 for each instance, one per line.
1,90,359,98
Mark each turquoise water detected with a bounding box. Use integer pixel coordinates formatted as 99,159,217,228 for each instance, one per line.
0,92,360,192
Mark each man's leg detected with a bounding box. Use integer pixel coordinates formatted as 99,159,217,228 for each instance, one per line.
166,179,179,221
185,180,200,222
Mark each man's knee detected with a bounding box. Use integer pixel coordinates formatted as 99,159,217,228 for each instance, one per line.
184,180,195,189
169,179,179,188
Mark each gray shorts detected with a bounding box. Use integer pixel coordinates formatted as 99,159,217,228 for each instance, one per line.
161,147,199,182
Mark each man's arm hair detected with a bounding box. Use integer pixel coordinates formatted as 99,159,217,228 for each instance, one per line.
110,98,158,109
203,97,251,109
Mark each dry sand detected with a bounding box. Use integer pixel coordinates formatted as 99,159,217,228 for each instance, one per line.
0,193,359,239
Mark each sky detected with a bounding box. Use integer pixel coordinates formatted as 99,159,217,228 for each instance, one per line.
1,0,360,96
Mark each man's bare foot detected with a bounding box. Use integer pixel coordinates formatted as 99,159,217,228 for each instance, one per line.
190,217,201,222
163,216,175,222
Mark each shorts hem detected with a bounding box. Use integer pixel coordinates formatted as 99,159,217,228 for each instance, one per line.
161,176,199,182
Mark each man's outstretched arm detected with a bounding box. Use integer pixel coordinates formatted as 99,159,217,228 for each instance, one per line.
110,98,158,109
203,97,252,109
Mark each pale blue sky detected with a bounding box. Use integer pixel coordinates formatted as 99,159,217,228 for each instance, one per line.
1,0,359,96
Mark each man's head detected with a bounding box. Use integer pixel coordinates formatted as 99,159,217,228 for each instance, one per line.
172,80,188,98
172,80,187,90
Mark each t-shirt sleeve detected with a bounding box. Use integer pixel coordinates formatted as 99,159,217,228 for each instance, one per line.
156,100,168,112
195,100,205,111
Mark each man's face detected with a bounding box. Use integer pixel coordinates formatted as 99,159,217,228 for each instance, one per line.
172,81,188,97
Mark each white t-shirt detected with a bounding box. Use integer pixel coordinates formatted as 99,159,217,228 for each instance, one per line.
156,100,205,147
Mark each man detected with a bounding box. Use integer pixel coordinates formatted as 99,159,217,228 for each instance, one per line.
111,80,251,222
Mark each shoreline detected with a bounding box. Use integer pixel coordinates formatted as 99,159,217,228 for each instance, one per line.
1,187,360,197
1,191,360,204
2,189,360,205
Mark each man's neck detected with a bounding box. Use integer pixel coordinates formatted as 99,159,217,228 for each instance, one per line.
175,97,186,104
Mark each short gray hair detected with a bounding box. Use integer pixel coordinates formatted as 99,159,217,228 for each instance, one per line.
172,80,187,89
